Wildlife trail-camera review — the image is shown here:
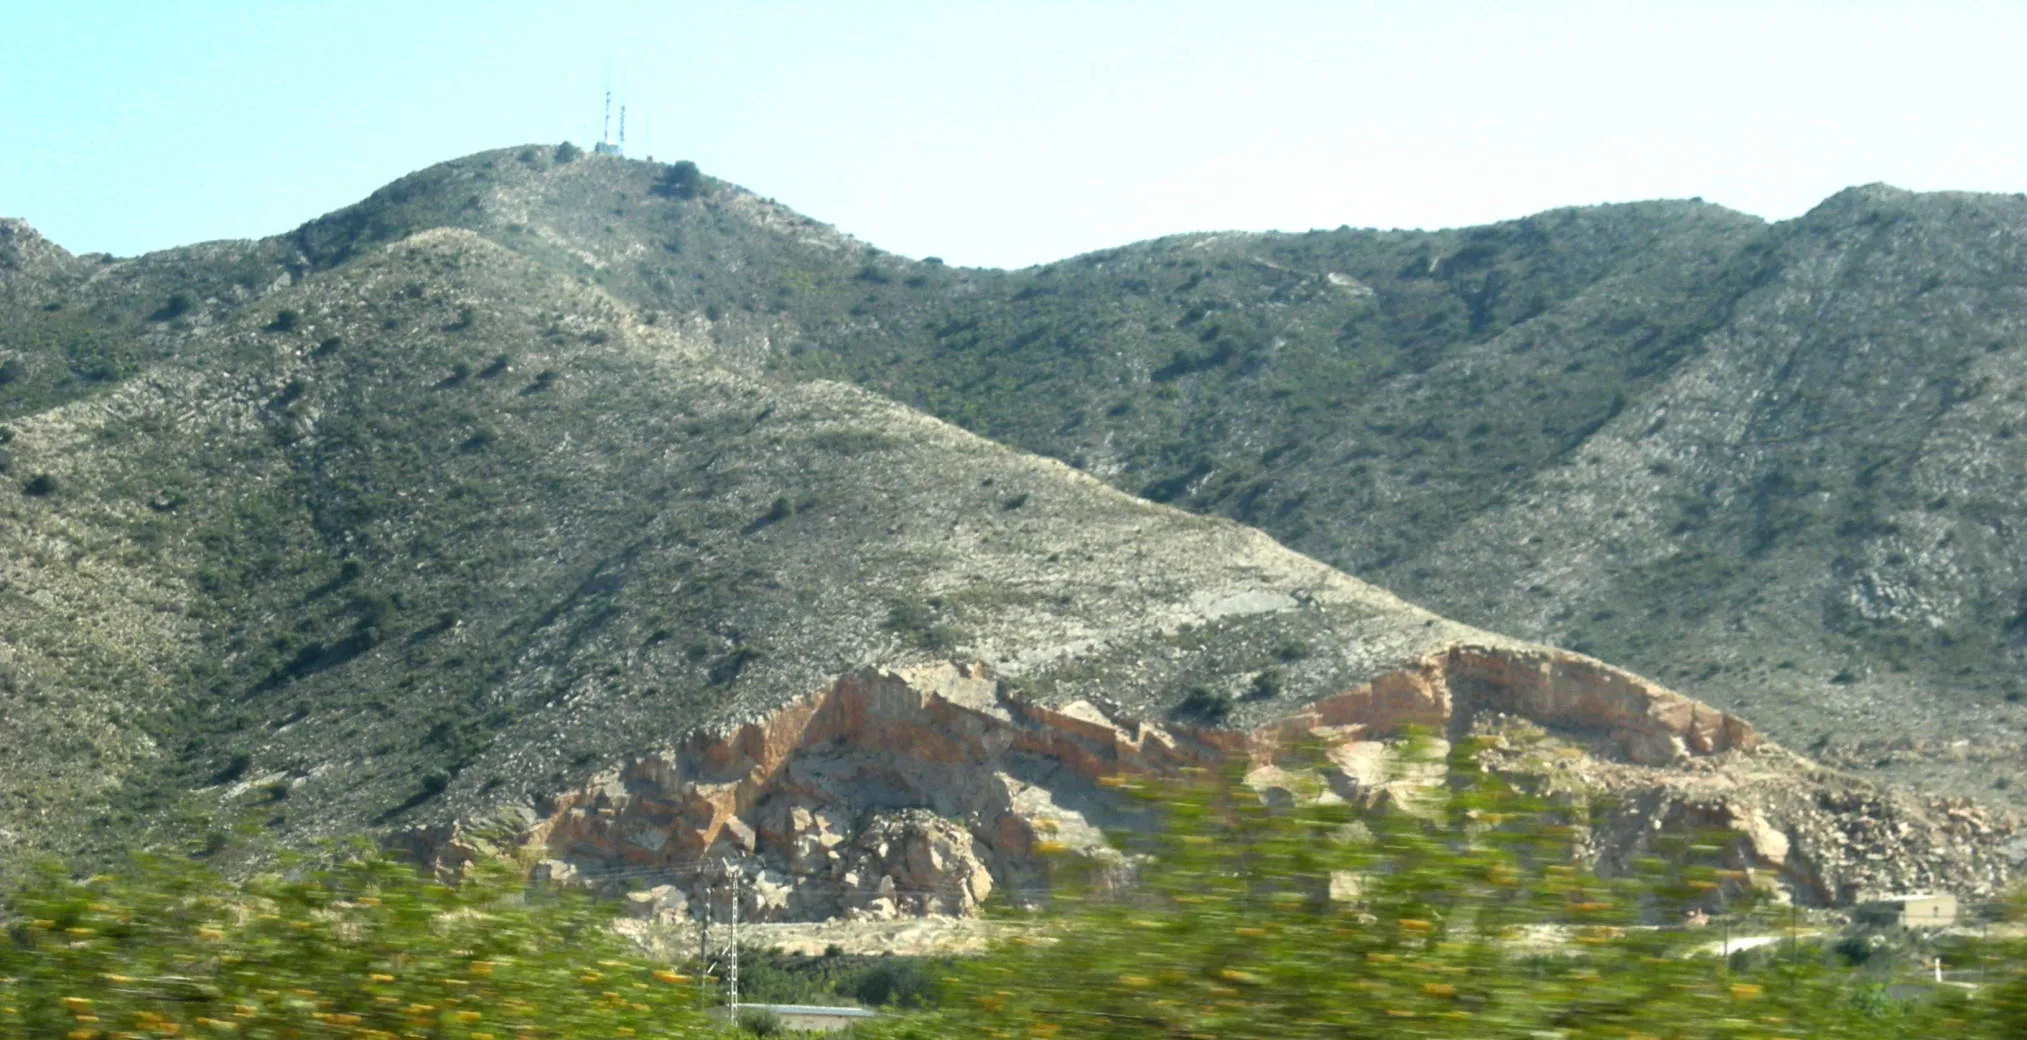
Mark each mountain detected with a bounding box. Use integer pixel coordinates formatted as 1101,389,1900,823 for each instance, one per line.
250,148,2027,803
0,146,2019,916
0,215,1713,859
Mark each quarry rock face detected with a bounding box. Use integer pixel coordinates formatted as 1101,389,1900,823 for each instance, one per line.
402,653,2014,921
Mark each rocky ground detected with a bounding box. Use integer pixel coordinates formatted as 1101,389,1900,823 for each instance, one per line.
402,659,2021,927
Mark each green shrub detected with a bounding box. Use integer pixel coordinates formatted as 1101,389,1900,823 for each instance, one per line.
554,141,582,163
1244,666,1282,700
21,472,57,497
265,308,299,333
1173,684,1232,723
850,957,944,1008
884,599,960,652
737,1007,783,1035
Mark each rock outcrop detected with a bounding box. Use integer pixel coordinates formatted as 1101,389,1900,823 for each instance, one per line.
401,652,2014,921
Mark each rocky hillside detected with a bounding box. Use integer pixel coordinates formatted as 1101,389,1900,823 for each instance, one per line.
1,146,2021,916
0,221,1722,866
252,149,2027,802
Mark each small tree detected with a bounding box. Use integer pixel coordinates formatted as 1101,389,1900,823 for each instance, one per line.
656,160,706,200
554,141,583,164
148,292,192,322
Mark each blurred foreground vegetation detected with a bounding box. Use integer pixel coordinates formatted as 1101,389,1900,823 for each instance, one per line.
866,737,2027,1039
6,738,2027,1038
0,853,717,1038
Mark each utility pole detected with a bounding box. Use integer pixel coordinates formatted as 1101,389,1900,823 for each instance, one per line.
696,893,711,1010
727,868,741,1014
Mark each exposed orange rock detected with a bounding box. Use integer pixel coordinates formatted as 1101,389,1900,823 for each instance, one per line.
401,649,2011,921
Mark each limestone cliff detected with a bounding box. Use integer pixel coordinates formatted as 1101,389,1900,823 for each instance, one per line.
400,656,2014,923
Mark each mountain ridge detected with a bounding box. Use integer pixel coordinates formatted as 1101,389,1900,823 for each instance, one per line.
3,147,2023,912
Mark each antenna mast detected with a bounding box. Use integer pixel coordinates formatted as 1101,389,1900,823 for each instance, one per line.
595,74,626,157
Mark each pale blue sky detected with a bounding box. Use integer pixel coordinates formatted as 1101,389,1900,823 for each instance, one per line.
5,1,2023,268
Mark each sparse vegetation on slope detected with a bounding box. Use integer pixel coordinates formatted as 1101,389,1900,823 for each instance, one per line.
6,145,2027,890
0,220,1528,874
269,149,2027,802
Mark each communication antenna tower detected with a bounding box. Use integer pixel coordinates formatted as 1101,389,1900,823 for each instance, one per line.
595,73,625,157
